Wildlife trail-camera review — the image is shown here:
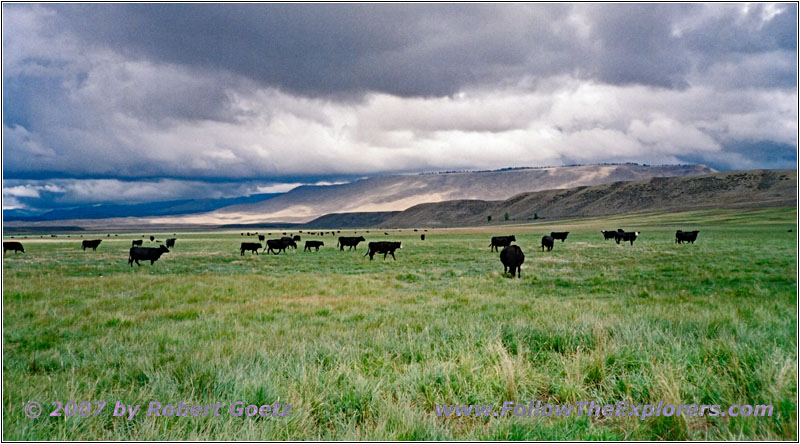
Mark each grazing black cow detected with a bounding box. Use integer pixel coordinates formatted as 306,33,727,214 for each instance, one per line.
165,238,176,249
500,245,525,278
384,232,389,235
601,230,617,240
149,236,155,242
675,230,699,244
420,234,425,241
129,245,169,266
304,240,324,251
490,235,516,252
240,242,262,255
338,236,366,251
550,231,569,242
3,241,24,254
365,241,402,260
82,239,102,251
266,238,296,255
541,235,554,251
132,239,143,247
258,234,265,241
292,235,301,242
615,230,640,245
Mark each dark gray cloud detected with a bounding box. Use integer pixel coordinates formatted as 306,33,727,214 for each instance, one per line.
2,3,796,213
26,3,795,97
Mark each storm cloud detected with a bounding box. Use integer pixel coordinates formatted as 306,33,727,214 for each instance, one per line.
2,3,796,211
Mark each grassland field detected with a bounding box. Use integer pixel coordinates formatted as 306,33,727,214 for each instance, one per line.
2,207,797,440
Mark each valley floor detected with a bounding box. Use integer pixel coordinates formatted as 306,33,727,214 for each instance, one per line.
2,207,797,440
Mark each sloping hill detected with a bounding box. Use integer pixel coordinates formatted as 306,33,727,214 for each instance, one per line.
201,164,714,223
379,169,796,227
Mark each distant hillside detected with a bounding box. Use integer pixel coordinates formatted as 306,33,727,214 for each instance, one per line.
202,164,715,224
301,211,401,229
379,169,796,228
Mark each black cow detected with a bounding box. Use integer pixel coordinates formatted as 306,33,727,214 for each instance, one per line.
304,240,324,251
550,231,569,242
420,234,425,241
129,245,169,266
240,242,262,255
3,241,24,254
280,236,298,249
601,230,617,240
149,236,155,242
541,235,554,251
132,239,143,247
165,238,176,249
675,230,699,244
292,235,301,242
615,230,640,245
490,235,516,252
82,239,102,251
500,245,525,278
258,234,266,242
365,241,402,260
338,236,366,251
266,238,296,254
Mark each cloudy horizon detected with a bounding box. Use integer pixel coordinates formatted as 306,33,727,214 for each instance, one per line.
3,3,797,213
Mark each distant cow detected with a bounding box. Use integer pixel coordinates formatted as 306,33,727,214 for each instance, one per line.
240,242,262,255
541,235,554,251
675,230,699,244
267,238,296,255
420,234,425,241
490,235,516,252
304,240,324,251
258,234,266,242
365,241,402,260
600,230,617,240
132,239,143,247
292,235,301,242
3,241,24,254
500,245,525,278
615,230,640,245
129,245,169,266
82,239,102,251
165,238,176,249
550,231,569,242
149,236,155,242
338,236,366,251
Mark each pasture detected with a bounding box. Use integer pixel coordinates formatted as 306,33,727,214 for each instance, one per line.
3,207,797,440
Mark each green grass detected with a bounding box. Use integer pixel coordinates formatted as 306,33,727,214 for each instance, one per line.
3,207,797,440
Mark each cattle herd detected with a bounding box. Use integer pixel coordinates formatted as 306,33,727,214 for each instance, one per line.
3,229,701,277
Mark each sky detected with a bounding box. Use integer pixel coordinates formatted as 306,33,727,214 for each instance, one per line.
2,3,797,213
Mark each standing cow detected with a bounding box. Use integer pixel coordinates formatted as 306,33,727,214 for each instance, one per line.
3,242,24,254
364,241,402,260
240,242,262,255
600,230,617,240
129,245,170,266
490,235,516,252
541,235,554,251
675,230,699,244
132,239,143,247
338,236,366,251
266,238,296,255
550,232,569,242
500,245,525,278
304,240,324,251
165,238,176,249
82,239,102,251
615,230,640,245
